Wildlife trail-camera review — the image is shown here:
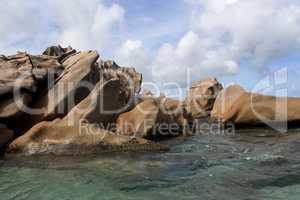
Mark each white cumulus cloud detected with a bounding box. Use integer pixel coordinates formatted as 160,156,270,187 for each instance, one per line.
150,0,300,86
49,0,124,51
0,0,124,54
114,40,151,80
114,40,150,69
151,31,239,85
2,0,300,90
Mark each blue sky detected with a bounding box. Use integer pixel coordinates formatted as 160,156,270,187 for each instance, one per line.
1,0,300,97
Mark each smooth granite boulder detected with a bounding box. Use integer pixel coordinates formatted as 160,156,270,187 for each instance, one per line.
211,85,300,129
116,98,160,138
211,85,246,121
116,96,187,138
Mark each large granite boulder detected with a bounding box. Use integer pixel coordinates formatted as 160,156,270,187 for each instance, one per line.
211,85,300,129
211,85,246,121
0,46,143,136
62,59,143,126
0,52,63,122
116,96,187,138
185,78,223,120
7,79,167,155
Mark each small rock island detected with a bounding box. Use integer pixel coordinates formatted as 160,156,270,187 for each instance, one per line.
1,45,300,156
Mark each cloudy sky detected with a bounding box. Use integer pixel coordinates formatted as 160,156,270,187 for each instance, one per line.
2,0,300,97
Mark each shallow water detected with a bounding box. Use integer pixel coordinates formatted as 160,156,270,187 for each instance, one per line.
1,130,300,200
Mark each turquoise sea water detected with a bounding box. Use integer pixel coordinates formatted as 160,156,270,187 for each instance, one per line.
1,130,300,200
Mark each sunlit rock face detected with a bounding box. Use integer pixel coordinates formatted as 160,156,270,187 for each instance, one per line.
5,58,162,156
185,77,223,120
211,84,246,122
116,96,187,138
0,52,63,122
6,117,166,156
0,45,148,155
211,85,300,129
3,45,300,156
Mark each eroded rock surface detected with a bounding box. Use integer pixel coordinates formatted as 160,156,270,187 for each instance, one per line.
33,51,100,121
43,45,74,57
6,79,166,155
7,79,166,155
100,60,142,106
185,78,223,120
0,52,63,122
6,46,300,156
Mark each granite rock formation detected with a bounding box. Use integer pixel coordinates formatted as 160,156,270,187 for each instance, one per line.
211,85,300,129
185,78,223,120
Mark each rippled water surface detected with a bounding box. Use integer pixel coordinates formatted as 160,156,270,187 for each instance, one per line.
1,129,300,200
